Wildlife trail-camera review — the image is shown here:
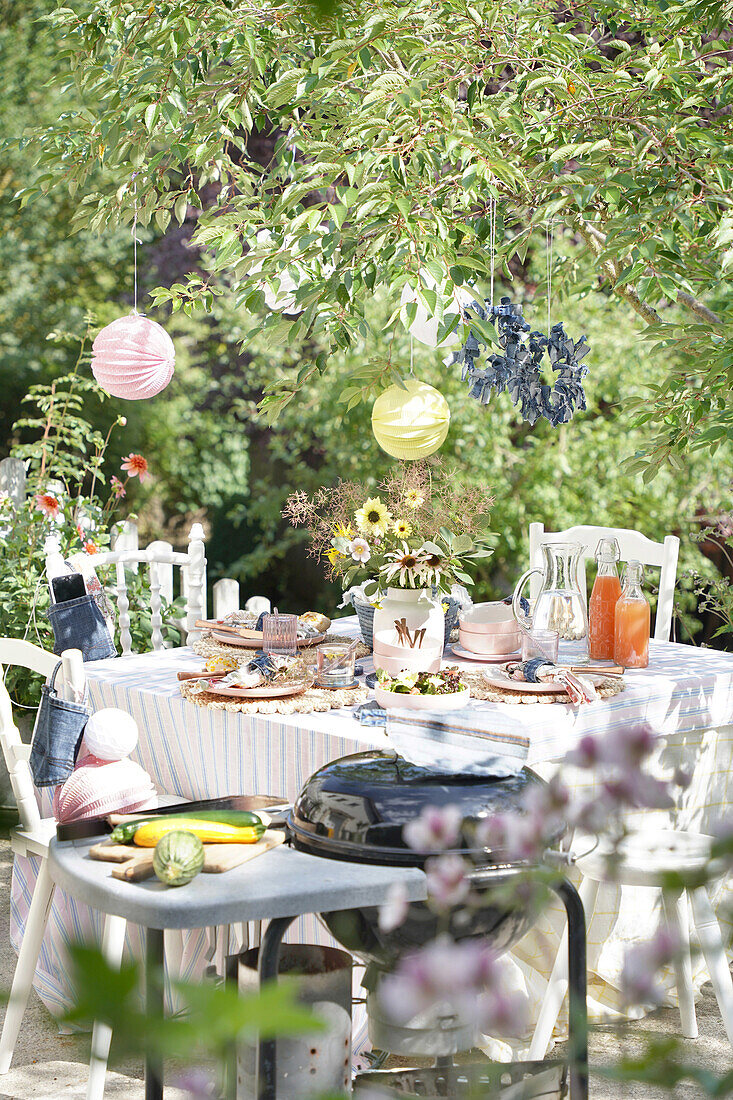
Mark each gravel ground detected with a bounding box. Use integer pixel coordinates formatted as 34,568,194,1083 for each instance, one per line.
0,836,730,1098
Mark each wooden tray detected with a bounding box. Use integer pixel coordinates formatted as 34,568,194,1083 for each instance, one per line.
90,830,285,882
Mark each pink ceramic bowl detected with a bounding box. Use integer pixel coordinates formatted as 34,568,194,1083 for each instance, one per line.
458,626,520,655
459,602,517,632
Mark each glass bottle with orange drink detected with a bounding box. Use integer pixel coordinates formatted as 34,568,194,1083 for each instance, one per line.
614,560,650,668
588,538,622,660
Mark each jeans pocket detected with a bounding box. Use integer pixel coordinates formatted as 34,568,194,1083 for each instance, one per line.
48,594,117,662
29,673,89,788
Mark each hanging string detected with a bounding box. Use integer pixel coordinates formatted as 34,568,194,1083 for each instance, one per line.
409,333,414,376
546,220,553,337
132,172,139,314
489,195,496,307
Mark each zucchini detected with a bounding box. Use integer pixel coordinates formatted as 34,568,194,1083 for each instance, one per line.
153,831,205,887
133,817,266,847
110,809,263,845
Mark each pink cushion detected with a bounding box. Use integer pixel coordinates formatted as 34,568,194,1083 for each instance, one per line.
53,754,158,823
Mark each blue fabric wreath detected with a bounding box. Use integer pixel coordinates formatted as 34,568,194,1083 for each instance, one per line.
449,296,590,427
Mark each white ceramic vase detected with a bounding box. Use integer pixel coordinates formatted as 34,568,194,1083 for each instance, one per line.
372,587,444,674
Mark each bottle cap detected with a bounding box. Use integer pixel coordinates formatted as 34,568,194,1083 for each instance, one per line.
622,559,645,586
595,537,620,564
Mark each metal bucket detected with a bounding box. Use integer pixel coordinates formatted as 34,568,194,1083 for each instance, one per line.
237,943,353,1099
353,1061,568,1099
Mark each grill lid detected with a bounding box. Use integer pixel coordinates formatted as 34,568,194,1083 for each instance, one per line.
289,749,546,867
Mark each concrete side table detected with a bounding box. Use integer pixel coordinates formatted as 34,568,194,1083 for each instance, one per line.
49,838,426,1100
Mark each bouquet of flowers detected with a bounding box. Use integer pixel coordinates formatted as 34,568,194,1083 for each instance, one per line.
283,460,494,600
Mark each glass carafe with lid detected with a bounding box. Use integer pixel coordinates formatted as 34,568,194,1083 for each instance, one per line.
512,541,589,662
589,538,622,660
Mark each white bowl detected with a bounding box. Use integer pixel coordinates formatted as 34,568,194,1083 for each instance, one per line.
459,626,521,655
373,635,444,659
373,651,442,675
374,684,471,711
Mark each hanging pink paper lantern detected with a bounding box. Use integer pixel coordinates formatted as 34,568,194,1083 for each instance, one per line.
91,313,175,400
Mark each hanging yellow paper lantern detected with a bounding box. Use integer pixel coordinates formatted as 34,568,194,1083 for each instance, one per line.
371,378,451,460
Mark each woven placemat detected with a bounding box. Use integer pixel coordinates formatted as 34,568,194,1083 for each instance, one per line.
179,677,368,714
192,631,370,662
463,671,625,706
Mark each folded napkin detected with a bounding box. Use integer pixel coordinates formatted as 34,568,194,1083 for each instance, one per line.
386,709,526,776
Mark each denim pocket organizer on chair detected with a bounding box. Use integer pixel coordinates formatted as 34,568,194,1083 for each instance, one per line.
30,662,90,788
48,593,117,663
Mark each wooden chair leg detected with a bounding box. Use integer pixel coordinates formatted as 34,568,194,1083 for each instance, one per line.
528,876,599,1060
86,914,127,1100
662,888,698,1039
690,886,733,1047
0,860,55,1074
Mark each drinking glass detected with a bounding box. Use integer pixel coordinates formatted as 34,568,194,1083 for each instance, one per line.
316,643,355,688
521,628,559,663
262,613,298,656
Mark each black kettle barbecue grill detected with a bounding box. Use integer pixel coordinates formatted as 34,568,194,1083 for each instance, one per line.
284,749,588,1099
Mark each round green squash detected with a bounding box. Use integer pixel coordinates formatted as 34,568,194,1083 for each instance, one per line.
153,830,205,887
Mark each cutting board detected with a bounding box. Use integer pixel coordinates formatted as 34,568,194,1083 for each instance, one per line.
90,830,285,883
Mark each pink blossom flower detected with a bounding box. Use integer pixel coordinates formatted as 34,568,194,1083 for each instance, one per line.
83,541,98,555
621,926,680,1008
379,935,521,1034
403,805,462,852
110,475,126,499
425,855,470,908
477,985,529,1037
170,1067,217,1099
379,881,410,933
476,811,548,863
565,724,656,771
349,537,371,564
120,453,151,483
35,493,60,519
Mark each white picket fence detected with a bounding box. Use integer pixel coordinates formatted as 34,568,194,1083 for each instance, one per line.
0,456,255,620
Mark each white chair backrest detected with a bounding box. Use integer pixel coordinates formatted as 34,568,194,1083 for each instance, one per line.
0,641,84,832
528,522,680,642
48,523,207,655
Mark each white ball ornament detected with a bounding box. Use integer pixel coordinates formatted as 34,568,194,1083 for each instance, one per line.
83,708,139,761
371,378,451,460
91,313,175,400
400,272,471,349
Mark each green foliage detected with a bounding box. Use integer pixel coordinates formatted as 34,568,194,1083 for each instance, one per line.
24,0,733,473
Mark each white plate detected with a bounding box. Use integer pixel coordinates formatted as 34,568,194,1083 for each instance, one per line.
476,666,567,695
449,643,521,663
204,681,308,700
374,684,471,710
211,630,326,649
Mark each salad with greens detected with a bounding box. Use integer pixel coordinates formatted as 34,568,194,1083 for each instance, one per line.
375,667,467,695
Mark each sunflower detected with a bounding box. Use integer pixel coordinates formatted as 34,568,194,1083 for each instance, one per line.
404,488,425,510
333,522,354,540
393,518,412,538
355,496,392,538
381,542,429,588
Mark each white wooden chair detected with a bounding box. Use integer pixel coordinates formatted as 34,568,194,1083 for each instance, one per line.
528,522,680,641
48,523,207,654
529,830,733,1058
0,640,125,1099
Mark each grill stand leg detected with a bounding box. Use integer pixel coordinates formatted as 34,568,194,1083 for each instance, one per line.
553,879,588,1100
145,927,165,1100
257,915,296,1100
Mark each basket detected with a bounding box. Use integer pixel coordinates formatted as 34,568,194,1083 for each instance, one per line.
353,598,376,650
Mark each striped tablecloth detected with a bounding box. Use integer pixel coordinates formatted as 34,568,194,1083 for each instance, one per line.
11,624,733,1058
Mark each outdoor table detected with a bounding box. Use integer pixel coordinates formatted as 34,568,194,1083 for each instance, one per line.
11,623,733,1052
48,836,427,1100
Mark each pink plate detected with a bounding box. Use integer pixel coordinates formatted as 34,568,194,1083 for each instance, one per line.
211,630,325,649
204,681,308,700
449,643,521,664
477,666,567,695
